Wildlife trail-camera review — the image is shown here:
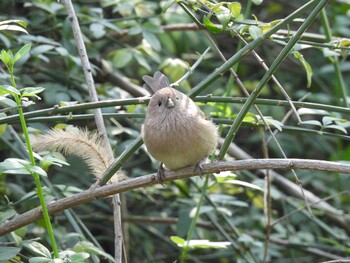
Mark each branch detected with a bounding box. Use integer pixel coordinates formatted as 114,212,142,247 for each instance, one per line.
62,0,122,259
1,158,350,236
96,59,149,97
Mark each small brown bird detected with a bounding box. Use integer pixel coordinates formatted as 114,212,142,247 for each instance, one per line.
142,72,218,181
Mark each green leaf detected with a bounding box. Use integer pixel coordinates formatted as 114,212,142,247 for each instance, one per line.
301,120,322,127
324,124,347,134
0,96,17,107
28,257,52,263
0,85,20,96
240,112,258,124
73,241,114,261
216,8,231,29
99,19,121,33
189,206,214,217
263,117,284,131
25,241,51,258
134,53,151,71
21,87,46,98
0,50,11,66
142,30,161,51
249,25,263,40
322,116,334,126
39,154,70,170
0,158,32,175
298,107,329,116
0,24,28,34
128,25,142,35
0,19,27,28
293,51,313,88
170,236,185,246
113,49,133,68
0,209,17,224
211,2,225,13
70,252,90,262
203,16,222,33
238,233,254,245
90,23,106,39
170,236,231,249
11,231,22,246
55,47,69,57
142,22,163,33
228,2,241,18
214,171,237,182
339,39,350,47
162,0,175,12
216,177,263,191
0,113,7,136
322,48,340,57
14,43,31,62
23,163,47,177
31,44,54,56
0,247,21,261
252,0,263,5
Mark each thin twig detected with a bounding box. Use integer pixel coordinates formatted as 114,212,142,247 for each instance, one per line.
260,129,271,263
98,59,149,97
266,92,310,144
271,191,349,228
172,47,211,86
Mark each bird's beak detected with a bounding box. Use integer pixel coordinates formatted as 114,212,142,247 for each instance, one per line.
165,97,175,108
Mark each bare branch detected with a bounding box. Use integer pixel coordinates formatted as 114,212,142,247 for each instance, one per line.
1,158,350,236
97,59,149,97
62,0,122,260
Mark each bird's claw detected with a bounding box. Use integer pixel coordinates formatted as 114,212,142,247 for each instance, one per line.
194,156,207,178
157,164,165,186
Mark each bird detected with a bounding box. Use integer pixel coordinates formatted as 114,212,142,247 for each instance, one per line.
141,71,218,182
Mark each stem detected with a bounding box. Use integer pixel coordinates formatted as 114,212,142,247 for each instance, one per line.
260,129,271,263
98,136,144,185
320,8,348,107
12,93,59,257
180,175,209,262
62,0,123,260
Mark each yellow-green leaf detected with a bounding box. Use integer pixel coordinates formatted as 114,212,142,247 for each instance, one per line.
293,51,313,88
228,2,241,18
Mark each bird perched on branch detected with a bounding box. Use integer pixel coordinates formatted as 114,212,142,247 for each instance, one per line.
142,72,218,182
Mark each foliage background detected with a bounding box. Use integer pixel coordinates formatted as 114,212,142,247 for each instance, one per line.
0,0,350,262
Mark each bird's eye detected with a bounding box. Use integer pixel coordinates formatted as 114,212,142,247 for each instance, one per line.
176,97,179,100
158,100,162,106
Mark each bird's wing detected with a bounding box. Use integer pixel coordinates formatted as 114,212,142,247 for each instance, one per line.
142,71,170,95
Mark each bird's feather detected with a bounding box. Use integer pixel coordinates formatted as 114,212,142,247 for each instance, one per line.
142,71,170,95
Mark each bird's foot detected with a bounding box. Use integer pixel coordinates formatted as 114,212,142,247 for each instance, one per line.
194,156,208,178
157,163,166,186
